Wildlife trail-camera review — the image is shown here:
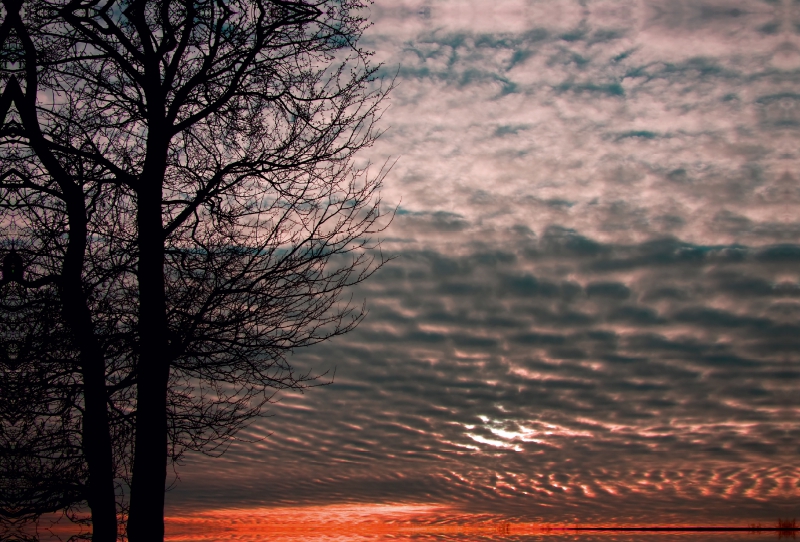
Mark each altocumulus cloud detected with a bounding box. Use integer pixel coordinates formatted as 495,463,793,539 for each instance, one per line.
170,0,800,525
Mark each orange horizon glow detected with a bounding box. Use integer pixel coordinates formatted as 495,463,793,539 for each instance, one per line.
165,505,543,541
26,504,788,542
161,504,765,542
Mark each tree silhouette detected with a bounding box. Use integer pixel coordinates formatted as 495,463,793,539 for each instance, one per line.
0,1,390,540
0,280,86,532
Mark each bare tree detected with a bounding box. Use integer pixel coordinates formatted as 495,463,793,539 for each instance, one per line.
0,1,390,540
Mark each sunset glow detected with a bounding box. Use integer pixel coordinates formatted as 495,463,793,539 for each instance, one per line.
3,0,800,539
162,505,798,542
167,505,446,541
165,506,636,542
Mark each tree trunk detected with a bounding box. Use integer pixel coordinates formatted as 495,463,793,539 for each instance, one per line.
77,330,119,542
60,202,118,542
127,166,170,542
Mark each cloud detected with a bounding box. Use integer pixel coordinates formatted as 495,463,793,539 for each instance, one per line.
170,0,800,525
171,230,800,522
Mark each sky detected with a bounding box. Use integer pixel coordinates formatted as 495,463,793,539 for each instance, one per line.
167,0,800,527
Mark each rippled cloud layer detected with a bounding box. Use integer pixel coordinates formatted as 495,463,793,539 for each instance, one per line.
170,0,800,525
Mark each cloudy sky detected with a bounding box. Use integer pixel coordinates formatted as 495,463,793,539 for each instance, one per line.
168,0,800,527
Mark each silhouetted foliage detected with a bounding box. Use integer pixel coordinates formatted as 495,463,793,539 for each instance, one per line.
0,1,390,540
